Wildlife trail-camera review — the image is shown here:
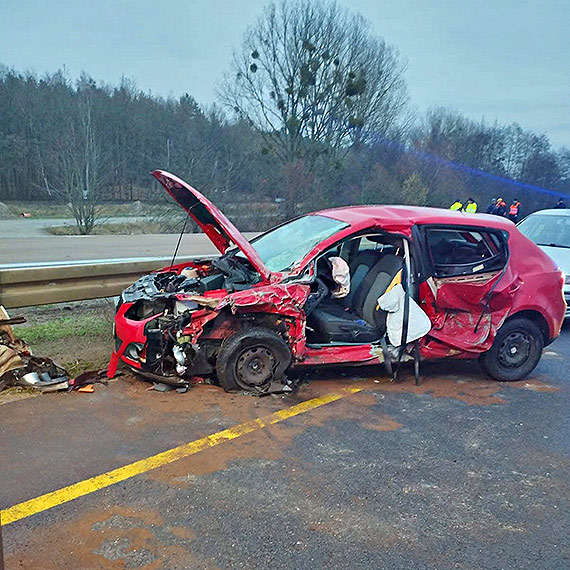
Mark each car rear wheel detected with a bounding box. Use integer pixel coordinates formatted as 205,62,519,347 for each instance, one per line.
216,328,292,392
479,317,544,382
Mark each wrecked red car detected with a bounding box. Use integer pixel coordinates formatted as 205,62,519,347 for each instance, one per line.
108,170,566,392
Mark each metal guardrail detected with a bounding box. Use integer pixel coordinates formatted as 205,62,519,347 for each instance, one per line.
0,256,213,309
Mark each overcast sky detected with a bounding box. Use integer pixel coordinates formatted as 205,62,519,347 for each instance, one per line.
1,0,568,147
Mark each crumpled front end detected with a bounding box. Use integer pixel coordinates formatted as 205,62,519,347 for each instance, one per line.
107,254,310,390
107,255,260,385
108,276,222,385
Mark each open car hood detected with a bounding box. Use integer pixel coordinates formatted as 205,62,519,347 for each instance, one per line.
152,170,271,282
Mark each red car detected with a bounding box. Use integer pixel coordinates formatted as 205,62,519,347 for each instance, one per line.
107,171,565,392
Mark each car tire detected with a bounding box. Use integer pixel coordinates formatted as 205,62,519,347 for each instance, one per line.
479,317,544,382
216,327,292,392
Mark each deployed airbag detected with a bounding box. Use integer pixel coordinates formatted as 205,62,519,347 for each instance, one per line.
377,284,431,346
330,256,350,299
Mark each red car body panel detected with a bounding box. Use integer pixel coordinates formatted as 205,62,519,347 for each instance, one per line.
108,176,565,381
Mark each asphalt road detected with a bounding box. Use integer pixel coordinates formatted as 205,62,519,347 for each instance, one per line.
1,325,568,569
0,217,151,238
2,233,221,265
1,232,259,265
0,216,258,265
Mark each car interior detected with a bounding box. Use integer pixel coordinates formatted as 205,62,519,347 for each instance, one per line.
305,234,405,345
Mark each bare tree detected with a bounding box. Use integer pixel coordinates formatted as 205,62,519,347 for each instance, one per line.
221,0,408,166
51,84,109,234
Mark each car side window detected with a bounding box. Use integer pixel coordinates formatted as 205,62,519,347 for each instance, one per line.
425,228,506,278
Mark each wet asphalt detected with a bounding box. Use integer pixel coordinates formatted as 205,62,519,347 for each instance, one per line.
1,226,258,264
2,327,569,569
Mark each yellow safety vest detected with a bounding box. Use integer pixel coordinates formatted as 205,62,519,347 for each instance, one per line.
450,201,463,211
465,202,477,213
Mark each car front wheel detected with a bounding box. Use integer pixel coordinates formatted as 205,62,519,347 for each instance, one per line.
479,317,544,382
216,328,292,393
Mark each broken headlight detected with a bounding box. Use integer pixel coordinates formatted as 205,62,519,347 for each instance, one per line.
125,299,169,321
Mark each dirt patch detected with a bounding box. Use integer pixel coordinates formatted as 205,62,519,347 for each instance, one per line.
507,379,560,392
295,368,506,406
5,505,220,570
170,526,197,540
323,373,559,405
115,373,284,425
123,365,559,488
361,416,403,431
15,298,115,328
147,389,402,488
0,385,38,405
372,375,506,405
146,411,306,487
13,299,114,376
28,336,111,377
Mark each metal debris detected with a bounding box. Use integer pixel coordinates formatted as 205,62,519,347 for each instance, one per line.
0,305,70,392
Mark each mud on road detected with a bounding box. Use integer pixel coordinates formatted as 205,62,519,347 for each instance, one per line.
1,332,569,570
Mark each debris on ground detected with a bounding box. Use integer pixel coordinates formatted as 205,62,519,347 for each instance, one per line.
69,369,109,390
0,305,70,393
147,382,175,392
144,381,190,394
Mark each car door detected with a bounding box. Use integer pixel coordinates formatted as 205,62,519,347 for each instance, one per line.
414,225,519,352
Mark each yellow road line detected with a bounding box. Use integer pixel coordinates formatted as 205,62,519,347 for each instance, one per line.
1,386,361,526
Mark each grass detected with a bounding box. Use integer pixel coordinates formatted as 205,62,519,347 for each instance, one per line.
14,301,116,376
3,201,173,219
46,211,282,235
18,314,111,344
46,220,181,235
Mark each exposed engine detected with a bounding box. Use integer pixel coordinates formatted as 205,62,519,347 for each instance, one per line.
115,255,259,385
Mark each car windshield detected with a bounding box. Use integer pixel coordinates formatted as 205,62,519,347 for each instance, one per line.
248,214,349,272
518,214,570,248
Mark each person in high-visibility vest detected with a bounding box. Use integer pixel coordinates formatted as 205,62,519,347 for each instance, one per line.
465,197,478,213
450,199,463,211
508,199,521,222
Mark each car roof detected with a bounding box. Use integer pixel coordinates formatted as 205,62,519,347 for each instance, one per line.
313,205,515,232
524,209,570,217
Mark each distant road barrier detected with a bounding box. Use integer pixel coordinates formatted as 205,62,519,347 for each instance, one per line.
0,256,212,309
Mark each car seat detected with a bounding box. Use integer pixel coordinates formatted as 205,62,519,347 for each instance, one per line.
307,253,403,344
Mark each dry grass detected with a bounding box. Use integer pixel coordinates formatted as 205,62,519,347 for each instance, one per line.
46,220,182,235
4,201,172,219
